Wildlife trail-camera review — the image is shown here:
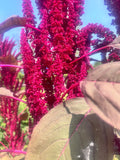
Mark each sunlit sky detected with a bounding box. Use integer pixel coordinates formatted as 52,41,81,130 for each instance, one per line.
82,0,115,30
0,0,117,60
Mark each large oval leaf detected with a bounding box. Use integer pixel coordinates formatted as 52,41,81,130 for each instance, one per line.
25,98,114,160
81,62,120,129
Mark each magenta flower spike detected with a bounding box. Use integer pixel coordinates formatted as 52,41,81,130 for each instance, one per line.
20,29,48,127
21,0,116,108
0,38,26,154
22,0,36,26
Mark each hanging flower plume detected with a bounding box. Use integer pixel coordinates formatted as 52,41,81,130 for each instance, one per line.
20,29,48,128
21,0,116,109
104,0,120,62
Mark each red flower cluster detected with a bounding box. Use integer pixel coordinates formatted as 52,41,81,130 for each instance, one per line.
105,0,120,34
31,0,88,101
0,38,25,152
20,29,48,127
104,0,120,61
108,51,120,62
21,0,117,114
22,0,36,25
0,97,25,153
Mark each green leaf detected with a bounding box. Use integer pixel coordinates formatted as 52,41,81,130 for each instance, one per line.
25,98,114,160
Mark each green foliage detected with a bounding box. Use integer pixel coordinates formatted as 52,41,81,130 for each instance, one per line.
113,155,120,160
18,96,29,147
93,61,101,67
0,117,7,149
17,72,24,80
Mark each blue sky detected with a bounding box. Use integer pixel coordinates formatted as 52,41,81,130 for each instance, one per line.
0,0,116,57
82,0,115,31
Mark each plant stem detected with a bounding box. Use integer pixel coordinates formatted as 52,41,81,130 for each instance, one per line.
57,108,92,160
70,45,109,64
0,141,8,149
0,64,23,69
25,24,41,32
18,106,28,118
59,83,79,102
0,149,26,154
9,96,27,104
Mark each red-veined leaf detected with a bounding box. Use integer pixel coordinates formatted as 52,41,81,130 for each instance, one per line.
80,61,120,129
25,98,114,160
0,87,14,97
0,87,26,104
